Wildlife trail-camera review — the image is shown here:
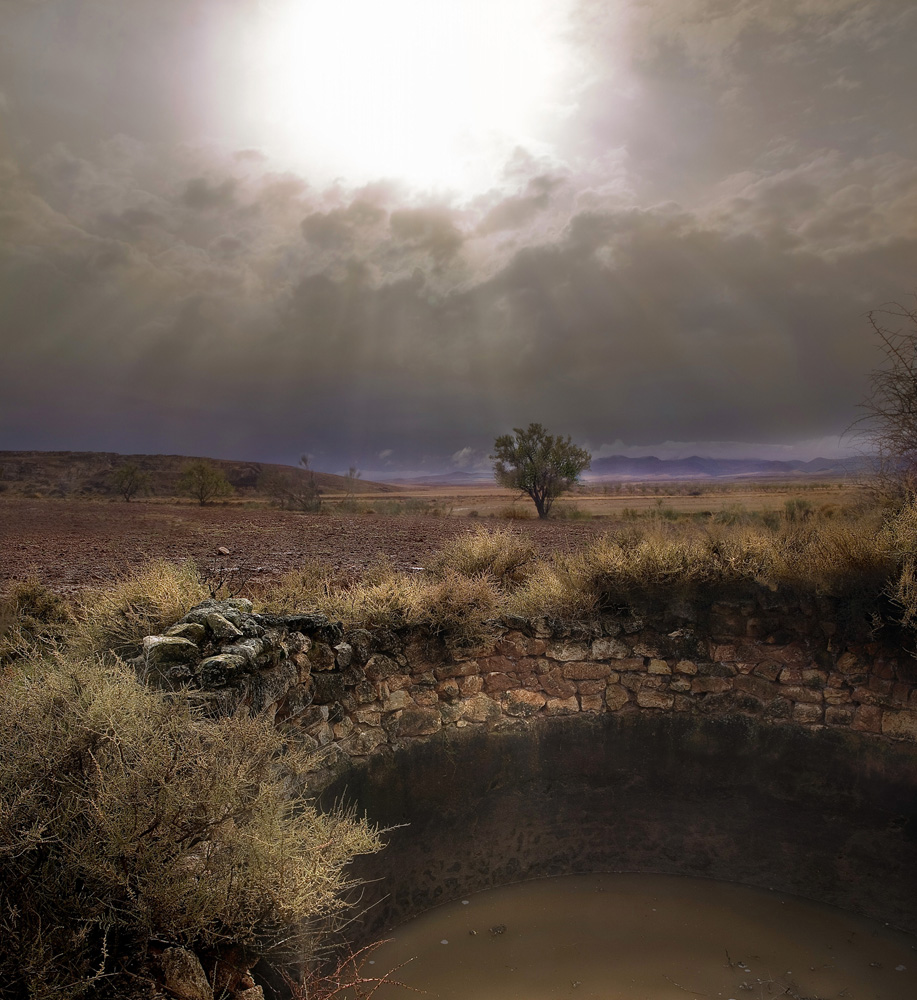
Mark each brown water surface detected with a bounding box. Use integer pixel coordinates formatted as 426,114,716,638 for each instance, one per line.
361,874,915,1000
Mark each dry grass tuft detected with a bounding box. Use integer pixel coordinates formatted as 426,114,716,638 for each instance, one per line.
69,559,207,659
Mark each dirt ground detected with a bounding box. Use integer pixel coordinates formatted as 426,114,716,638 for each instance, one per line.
0,497,612,594
0,481,863,594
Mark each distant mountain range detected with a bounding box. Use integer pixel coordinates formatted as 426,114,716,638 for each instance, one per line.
586,455,872,481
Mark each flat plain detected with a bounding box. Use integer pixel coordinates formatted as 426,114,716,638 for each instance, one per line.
0,479,863,594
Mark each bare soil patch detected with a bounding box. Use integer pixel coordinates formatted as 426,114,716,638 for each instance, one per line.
0,498,612,594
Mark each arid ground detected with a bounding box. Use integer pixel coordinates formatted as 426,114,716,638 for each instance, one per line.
1,480,863,594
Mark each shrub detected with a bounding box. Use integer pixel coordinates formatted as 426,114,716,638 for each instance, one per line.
0,577,72,668
70,559,207,659
426,528,536,589
178,461,233,505
0,655,382,999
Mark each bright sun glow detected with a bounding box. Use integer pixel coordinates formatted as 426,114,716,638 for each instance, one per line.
248,0,574,192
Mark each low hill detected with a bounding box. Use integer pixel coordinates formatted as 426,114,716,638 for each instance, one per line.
0,451,396,499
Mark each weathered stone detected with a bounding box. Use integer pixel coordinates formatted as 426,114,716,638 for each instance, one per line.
206,612,243,640
851,704,883,733
462,694,503,724
333,717,354,740
365,654,401,681
604,685,629,711
579,694,604,712
591,637,631,659
503,688,546,717
792,703,823,724
386,672,412,691
393,707,442,737
562,661,611,681
383,689,414,712
165,622,207,644
434,660,480,680
674,659,697,675
160,947,213,1000
576,679,606,696
144,635,201,666
235,989,265,1000
309,642,337,672
753,661,782,681
882,711,917,740
647,658,671,675
483,672,517,694
459,674,484,694
823,687,851,705
633,639,664,658
691,677,732,694
734,675,778,702
221,638,264,667
334,642,354,668
616,657,646,672
413,689,439,708
669,677,692,693
546,641,589,662
836,651,861,674
781,685,823,705
825,706,855,726
198,654,248,688
637,690,675,710
539,668,577,700
347,726,388,755
545,696,579,715
312,672,348,704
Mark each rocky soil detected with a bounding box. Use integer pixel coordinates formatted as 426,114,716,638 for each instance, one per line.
0,498,611,593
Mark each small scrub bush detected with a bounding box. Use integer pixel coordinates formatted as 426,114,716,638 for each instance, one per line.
426,528,536,589
0,576,72,668
0,655,382,999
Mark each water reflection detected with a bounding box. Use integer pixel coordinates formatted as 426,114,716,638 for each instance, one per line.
362,873,915,999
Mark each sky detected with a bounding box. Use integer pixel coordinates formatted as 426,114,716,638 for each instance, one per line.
1,0,916,478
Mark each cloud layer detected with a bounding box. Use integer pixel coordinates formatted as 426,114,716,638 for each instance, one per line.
1,0,916,472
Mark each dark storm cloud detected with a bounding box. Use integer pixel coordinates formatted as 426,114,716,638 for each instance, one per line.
1,0,916,471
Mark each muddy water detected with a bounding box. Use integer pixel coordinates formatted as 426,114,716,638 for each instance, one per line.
361,874,916,1000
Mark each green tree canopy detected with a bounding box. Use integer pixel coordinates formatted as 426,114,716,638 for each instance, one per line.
178,460,233,505
491,423,591,518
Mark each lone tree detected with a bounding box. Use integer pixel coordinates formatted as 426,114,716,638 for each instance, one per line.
178,460,233,505
491,423,591,518
111,461,151,502
261,455,322,511
858,299,917,500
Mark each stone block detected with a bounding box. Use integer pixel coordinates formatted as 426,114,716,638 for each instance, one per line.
591,637,631,659
674,660,697,675
206,612,243,641
545,696,579,715
604,685,629,711
309,642,337,672
792,703,823,725
346,725,389,756
562,661,612,681
383,689,414,712
753,660,782,682
851,704,883,733
459,675,484,695
616,657,646,672
503,688,547,717
579,694,604,712
882,711,917,741
691,677,732,694
647,658,671,675
576,679,606,696
462,693,502,724
160,948,213,1000
636,690,675,710
483,672,516,694
165,622,206,644
546,641,589,662
734,675,778,702
392,707,442,737
539,668,576,700
780,685,823,705
825,706,854,726
836,651,860,674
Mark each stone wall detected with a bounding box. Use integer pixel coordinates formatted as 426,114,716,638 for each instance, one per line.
135,593,917,940
136,590,917,759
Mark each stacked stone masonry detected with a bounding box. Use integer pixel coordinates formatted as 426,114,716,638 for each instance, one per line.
134,592,917,757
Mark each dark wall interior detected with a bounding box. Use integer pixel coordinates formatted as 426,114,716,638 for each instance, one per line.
320,714,917,942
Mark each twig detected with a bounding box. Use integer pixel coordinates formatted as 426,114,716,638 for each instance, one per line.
663,974,708,996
